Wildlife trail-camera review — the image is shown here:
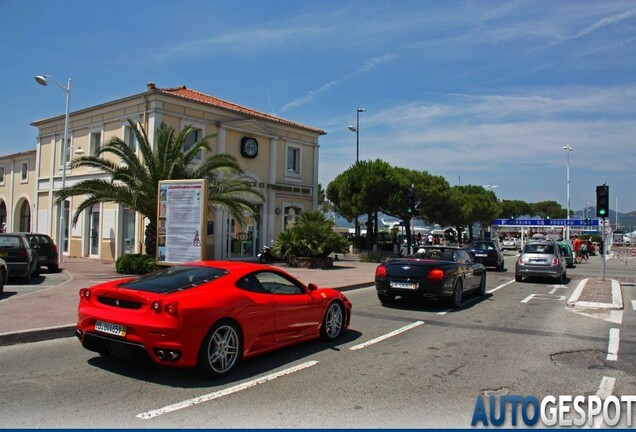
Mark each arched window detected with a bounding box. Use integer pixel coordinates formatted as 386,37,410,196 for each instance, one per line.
19,200,31,232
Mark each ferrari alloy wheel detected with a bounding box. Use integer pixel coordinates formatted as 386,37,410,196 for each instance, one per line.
449,278,463,308
321,302,344,341
198,321,242,378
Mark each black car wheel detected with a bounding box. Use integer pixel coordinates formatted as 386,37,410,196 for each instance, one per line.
498,261,505,272
22,268,32,284
515,274,523,282
558,271,567,284
448,278,463,308
479,273,487,296
321,301,344,341
49,264,59,272
197,320,242,378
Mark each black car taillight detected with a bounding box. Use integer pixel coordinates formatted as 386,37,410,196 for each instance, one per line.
427,269,445,281
375,265,387,278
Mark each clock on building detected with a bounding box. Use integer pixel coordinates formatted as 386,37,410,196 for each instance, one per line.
240,137,258,158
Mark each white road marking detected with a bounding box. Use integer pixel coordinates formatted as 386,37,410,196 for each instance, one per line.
632,300,636,311
548,285,567,294
607,328,620,361
594,376,616,428
349,321,424,351
136,360,319,420
487,278,515,294
521,294,566,303
566,278,589,305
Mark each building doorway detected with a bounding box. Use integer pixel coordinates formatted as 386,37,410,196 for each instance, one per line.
89,205,100,256
226,206,262,260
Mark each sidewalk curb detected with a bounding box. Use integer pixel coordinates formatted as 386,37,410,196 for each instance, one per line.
0,324,76,346
566,278,623,310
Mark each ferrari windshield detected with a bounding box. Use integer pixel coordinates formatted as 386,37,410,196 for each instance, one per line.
119,265,228,293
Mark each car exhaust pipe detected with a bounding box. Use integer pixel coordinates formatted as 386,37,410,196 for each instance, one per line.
75,329,82,339
156,349,166,360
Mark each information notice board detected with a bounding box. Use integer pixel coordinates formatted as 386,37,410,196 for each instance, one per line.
157,179,208,265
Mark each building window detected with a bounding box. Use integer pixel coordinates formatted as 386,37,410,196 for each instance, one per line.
19,200,31,232
183,127,202,154
90,131,102,156
60,137,71,166
286,146,301,175
0,201,6,232
20,162,28,182
124,123,137,152
0,165,4,185
283,206,302,230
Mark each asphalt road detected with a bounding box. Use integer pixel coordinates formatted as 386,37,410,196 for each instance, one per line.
1,252,634,428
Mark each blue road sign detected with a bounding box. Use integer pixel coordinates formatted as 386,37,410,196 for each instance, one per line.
494,218,599,227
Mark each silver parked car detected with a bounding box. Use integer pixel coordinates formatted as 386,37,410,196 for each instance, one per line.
515,239,566,283
502,237,520,251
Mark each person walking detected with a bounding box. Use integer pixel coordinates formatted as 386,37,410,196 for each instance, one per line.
573,235,582,264
580,241,589,263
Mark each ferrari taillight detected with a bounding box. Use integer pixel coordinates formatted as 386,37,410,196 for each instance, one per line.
79,288,91,300
375,265,387,278
164,302,178,317
427,269,445,281
151,300,179,317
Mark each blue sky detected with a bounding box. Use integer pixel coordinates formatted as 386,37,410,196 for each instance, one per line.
2,0,635,214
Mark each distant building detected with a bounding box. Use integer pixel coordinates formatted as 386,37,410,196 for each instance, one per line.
0,150,37,232
17,82,325,261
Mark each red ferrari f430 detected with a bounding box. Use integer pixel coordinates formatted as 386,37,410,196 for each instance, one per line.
76,261,352,377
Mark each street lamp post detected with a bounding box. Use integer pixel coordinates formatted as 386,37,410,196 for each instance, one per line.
348,108,366,252
563,144,573,241
35,75,72,265
348,107,366,163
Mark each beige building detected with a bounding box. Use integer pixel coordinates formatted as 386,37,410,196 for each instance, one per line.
0,150,37,233
19,82,325,261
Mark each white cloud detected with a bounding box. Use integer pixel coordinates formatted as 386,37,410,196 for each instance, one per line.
281,53,396,112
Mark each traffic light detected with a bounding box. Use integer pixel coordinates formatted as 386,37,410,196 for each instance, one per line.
596,185,609,218
405,187,415,215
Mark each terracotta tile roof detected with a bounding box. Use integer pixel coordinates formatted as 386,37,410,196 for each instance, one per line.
149,83,326,135
0,149,36,159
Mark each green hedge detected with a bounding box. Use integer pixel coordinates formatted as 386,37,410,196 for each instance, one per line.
115,254,158,275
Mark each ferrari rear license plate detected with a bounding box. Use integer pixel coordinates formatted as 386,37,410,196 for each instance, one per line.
95,320,126,337
390,281,417,289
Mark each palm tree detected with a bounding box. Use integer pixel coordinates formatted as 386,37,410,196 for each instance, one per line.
56,120,263,256
273,211,349,261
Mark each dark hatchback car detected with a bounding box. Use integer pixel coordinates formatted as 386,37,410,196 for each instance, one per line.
0,233,40,282
22,233,59,272
465,241,505,271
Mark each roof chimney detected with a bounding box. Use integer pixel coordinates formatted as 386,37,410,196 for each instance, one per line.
147,82,156,91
